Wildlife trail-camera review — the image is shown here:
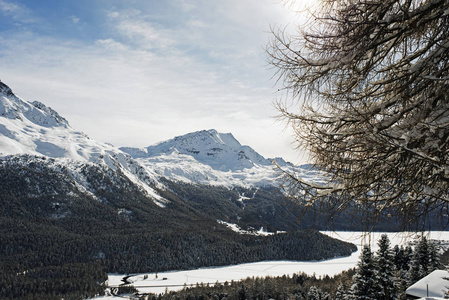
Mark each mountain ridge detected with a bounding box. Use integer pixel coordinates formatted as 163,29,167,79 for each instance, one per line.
120,129,296,187
0,81,69,128
1,80,297,189
0,80,165,206
0,80,310,230
121,129,271,171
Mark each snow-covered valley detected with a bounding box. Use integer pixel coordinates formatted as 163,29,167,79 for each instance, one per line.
95,231,449,297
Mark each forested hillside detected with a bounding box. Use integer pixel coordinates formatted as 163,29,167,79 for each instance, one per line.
0,154,356,300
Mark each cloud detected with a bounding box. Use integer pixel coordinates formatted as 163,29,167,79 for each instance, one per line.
0,0,36,23
108,11,119,19
117,20,169,50
95,38,129,51
70,15,80,24
0,0,309,163
106,9,178,51
0,0,20,14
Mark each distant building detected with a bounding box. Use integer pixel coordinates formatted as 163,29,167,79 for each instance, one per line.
406,270,449,299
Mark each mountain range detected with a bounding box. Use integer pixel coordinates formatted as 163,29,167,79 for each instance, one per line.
0,79,359,299
0,77,300,189
0,78,331,231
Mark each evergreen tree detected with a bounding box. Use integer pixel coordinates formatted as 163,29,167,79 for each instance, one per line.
334,283,347,300
408,247,426,285
416,237,431,273
428,240,443,272
407,236,442,285
408,237,428,284
350,245,380,300
403,246,413,270
376,234,396,300
393,245,404,270
393,245,412,272
393,269,409,300
308,286,320,300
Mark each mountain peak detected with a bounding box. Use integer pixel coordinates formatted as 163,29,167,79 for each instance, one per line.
0,80,110,162
0,80,69,128
121,129,271,173
0,80,15,97
171,129,242,151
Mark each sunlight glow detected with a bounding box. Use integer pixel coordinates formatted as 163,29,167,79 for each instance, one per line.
283,0,321,12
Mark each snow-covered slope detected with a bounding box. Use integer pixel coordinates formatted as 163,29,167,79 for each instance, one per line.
122,129,271,171
121,129,301,187
0,80,163,204
1,81,124,164
0,79,319,191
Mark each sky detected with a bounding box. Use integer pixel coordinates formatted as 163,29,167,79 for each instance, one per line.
0,0,314,164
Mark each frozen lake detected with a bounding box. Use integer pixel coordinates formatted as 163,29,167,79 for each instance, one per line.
96,231,449,298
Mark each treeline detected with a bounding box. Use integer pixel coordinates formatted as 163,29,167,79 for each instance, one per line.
141,271,355,300
138,235,444,300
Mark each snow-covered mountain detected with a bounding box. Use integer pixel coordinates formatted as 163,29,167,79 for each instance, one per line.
0,80,310,231
0,80,363,300
0,79,324,192
121,129,295,187
122,129,273,171
0,80,164,205
1,80,126,164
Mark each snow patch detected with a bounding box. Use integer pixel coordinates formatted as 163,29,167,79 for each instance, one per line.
217,220,274,236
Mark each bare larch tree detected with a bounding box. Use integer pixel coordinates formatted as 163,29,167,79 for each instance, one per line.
268,0,449,230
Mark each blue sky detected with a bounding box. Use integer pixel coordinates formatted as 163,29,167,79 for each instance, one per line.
0,0,312,163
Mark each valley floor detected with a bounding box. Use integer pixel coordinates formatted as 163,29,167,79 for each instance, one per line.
91,231,449,298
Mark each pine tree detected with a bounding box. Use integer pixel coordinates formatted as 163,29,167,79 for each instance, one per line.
403,246,413,270
376,234,396,300
334,283,347,300
428,240,443,272
350,245,380,300
393,269,409,300
393,245,412,272
416,237,431,274
407,236,442,285
308,286,320,300
408,248,426,285
393,245,404,270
